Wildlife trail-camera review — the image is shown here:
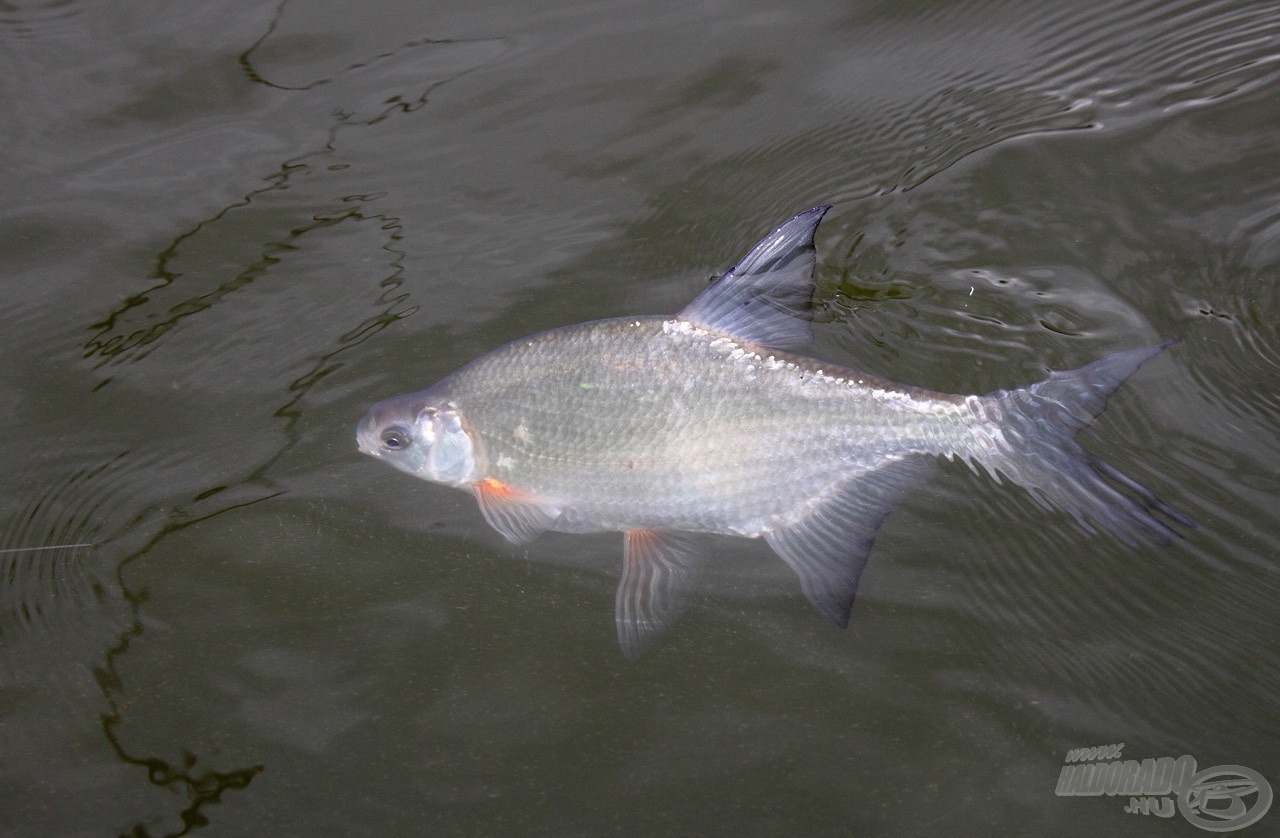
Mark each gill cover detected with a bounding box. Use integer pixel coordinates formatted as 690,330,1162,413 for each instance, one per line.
420,406,477,486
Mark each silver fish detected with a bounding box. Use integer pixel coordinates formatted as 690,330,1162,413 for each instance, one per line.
358,207,1191,655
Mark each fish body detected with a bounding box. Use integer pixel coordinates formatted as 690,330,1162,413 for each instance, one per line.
426,316,967,536
358,207,1191,655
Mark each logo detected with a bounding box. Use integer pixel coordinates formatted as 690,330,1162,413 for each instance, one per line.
1179,766,1273,833
1055,744,1272,832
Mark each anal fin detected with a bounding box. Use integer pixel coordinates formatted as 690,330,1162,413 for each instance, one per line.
616,530,703,658
764,457,933,628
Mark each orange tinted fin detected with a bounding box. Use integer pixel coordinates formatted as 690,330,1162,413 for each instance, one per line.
616,530,703,658
471,479,561,544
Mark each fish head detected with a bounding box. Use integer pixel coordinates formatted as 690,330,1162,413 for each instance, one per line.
356,389,479,487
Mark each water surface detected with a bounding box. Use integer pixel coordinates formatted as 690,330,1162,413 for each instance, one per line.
2,0,1278,834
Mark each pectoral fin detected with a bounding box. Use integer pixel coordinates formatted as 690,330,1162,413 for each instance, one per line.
471,478,561,544
764,457,933,628
616,529,702,658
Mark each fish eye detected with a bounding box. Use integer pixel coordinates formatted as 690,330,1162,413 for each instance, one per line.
380,426,411,451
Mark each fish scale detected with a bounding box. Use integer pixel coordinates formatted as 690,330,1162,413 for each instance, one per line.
358,206,1192,656
456,318,950,531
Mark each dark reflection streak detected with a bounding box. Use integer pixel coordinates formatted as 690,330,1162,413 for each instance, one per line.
82,182,274,369
237,0,507,94
82,117,353,369
76,5,469,826
82,143,414,369
87,36,486,371
139,208,361,365
94,248,412,831
96,492,283,838
84,163,413,838
84,204,410,831
280,212,414,408
235,0,300,90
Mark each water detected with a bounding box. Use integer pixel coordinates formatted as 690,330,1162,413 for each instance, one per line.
2,0,1278,834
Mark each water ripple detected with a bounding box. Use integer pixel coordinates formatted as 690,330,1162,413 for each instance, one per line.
0,454,141,687
809,0,1280,201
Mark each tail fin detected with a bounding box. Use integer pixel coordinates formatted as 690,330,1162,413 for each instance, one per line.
981,342,1193,544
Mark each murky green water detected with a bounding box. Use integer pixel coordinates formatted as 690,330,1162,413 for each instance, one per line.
2,0,1278,835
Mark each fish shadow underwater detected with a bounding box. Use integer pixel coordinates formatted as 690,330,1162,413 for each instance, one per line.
358,206,1193,657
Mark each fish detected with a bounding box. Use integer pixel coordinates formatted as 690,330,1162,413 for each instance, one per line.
357,206,1192,656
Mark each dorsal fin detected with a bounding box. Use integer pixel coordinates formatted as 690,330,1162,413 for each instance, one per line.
678,206,830,350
